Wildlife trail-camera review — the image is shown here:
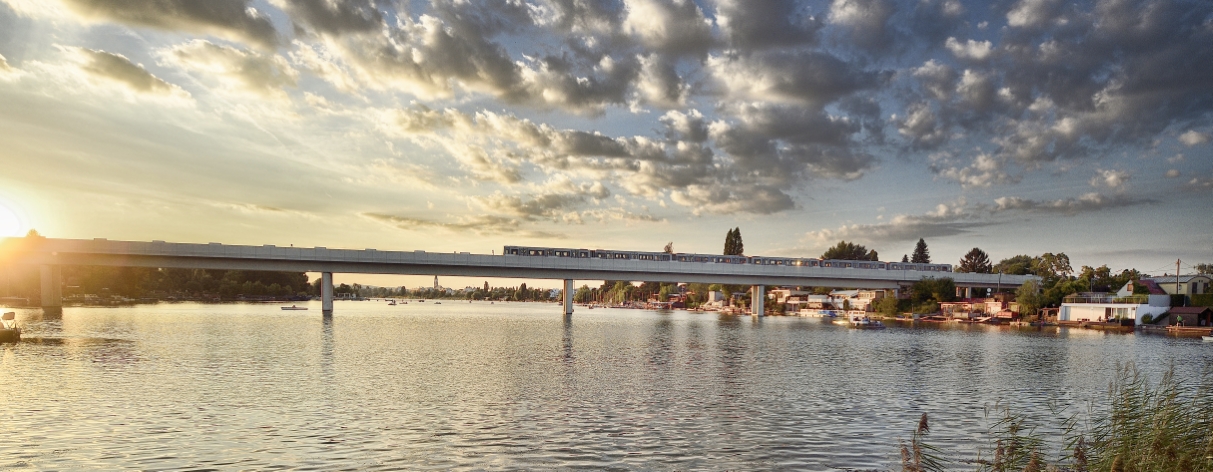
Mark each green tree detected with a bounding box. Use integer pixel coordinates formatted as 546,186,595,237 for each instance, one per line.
1033,252,1073,284
957,248,993,273
873,296,901,317
993,255,1034,275
911,238,931,263
1196,263,1213,275
1015,280,1042,318
910,277,956,312
723,227,745,255
901,254,909,263
821,241,879,261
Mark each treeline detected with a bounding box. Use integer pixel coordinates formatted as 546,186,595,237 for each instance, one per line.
0,265,314,300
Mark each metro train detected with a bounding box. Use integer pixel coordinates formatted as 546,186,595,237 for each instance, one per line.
502,246,953,272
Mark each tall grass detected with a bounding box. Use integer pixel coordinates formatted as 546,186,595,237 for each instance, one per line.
900,363,1213,471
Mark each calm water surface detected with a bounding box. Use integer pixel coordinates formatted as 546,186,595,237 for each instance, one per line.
1,302,1209,470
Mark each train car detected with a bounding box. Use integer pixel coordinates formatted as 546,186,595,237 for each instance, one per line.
504,246,589,257
886,262,953,272
505,245,950,272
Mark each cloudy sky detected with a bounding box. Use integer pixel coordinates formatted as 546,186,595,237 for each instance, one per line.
0,0,1210,287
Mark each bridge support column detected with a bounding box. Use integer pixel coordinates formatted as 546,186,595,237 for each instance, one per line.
40,265,62,308
563,279,574,315
751,285,765,316
321,272,333,314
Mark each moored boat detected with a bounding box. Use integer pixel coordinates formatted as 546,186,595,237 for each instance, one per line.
846,313,886,329
1,312,20,343
281,305,308,311
1203,335,1213,342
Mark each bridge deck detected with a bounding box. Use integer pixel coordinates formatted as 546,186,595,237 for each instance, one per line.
2,238,1037,288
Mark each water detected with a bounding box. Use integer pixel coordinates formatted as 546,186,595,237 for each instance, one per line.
1,302,1209,470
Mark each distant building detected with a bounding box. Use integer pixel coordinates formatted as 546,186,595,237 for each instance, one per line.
1140,275,1212,297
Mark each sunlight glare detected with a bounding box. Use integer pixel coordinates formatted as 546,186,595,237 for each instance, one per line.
0,199,27,237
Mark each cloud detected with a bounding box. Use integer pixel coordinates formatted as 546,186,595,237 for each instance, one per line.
162,40,298,98
945,37,993,61
991,193,1156,215
1179,130,1210,146
0,53,11,73
1165,169,1180,178
1006,0,1063,29
1089,169,1130,188
931,153,1017,188
804,199,985,245
715,0,821,50
362,212,566,239
471,176,612,221
269,0,382,36
75,48,177,95
829,0,897,51
57,0,279,48
708,50,887,106
622,0,714,58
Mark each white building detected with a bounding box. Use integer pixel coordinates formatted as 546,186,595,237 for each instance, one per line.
1058,283,1171,325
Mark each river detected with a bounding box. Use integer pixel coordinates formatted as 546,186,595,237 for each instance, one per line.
1,301,1209,470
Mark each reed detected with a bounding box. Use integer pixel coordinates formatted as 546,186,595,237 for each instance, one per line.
899,363,1213,472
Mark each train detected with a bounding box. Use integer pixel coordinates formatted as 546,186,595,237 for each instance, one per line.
502,246,952,272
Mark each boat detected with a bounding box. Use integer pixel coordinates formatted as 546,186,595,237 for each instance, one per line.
434,301,442,305
1,312,20,343
846,313,886,329
387,300,397,306
1203,336,1213,342
281,305,308,311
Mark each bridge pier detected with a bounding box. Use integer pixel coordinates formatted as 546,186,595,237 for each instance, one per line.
40,265,62,309
751,285,764,316
321,272,333,314
563,279,574,315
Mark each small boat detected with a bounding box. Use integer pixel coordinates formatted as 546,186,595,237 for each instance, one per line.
1,312,19,343
434,301,442,305
1203,336,1213,342
846,313,886,329
281,305,308,311
387,300,397,306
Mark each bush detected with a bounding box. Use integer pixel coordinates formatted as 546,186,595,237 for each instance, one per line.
1192,293,1213,307
1141,314,1154,325
897,364,1213,471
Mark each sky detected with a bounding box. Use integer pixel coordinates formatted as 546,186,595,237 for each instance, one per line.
0,0,1210,289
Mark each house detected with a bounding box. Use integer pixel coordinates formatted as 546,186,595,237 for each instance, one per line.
1140,274,1212,297
940,298,1010,320
1159,306,1213,327
1057,288,1170,325
827,289,886,311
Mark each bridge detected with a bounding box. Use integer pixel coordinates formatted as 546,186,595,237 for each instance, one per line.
1,237,1038,315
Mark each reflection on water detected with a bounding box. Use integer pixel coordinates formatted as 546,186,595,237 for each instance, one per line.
1,302,1209,470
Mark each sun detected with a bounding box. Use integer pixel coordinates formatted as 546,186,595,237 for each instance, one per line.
0,200,27,237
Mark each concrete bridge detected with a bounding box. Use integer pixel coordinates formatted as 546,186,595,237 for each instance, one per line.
1,237,1038,315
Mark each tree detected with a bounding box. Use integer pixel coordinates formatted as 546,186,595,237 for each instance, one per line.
821,241,878,261
483,281,489,291
910,277,956,313
1015,280,1042,318
957,248,993,273
911,238,930,263
1195,263,1212,275
25,229,43,238
901,254,909,263
993,255,1034,275
1033,252,1073,283
663,242,674,254
723,227,744,255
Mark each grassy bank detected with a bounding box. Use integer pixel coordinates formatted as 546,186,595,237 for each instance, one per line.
900,364,1213,471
